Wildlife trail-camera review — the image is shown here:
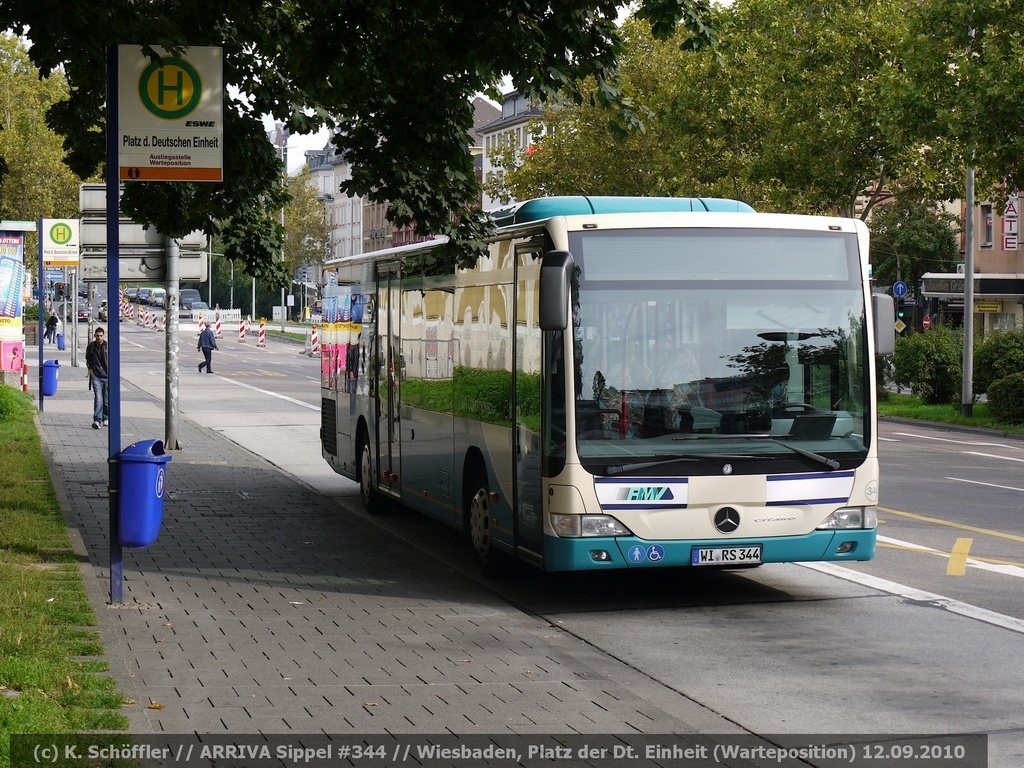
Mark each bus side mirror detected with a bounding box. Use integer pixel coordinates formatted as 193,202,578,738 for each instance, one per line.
872,292,895,356
540,250,573,331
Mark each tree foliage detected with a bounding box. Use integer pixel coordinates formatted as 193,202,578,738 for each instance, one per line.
0,34,83,223
284,167,329,276
490,0,997,220
867,201,960,292
0,0,716,275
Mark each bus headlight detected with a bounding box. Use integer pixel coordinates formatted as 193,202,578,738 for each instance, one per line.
817,507,877,530
551,514,633,538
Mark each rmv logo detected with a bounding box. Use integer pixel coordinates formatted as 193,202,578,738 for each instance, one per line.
138,56,202,120
619,487,674,501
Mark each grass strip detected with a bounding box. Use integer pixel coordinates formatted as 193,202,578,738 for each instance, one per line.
0,386,128,768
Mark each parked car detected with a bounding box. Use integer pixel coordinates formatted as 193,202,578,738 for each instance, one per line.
77,304,91,322
137,288,152,304
98,300,108,322
125,287,138,302
149,288,166,307
190,301,210,314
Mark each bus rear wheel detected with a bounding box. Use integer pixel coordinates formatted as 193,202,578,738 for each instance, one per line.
358,434,384,514
466,475,510,578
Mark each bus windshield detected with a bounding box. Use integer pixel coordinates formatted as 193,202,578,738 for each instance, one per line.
569,227,870,473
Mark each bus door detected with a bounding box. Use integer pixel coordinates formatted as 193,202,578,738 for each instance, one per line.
513,242,545,564
376,264,402,502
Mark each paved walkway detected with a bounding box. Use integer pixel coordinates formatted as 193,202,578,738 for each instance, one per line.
30,335,730,739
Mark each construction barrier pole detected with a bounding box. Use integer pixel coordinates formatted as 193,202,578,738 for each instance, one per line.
257,317,266,347
238,316,246,343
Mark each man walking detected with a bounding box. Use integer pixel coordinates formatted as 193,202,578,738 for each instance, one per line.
85,327,109,428
197,324,218,374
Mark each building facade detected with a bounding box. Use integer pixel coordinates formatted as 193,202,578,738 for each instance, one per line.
478,90,546,211
921,194,1024,334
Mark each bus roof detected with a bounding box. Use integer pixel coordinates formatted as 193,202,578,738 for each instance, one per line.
490,196,755,227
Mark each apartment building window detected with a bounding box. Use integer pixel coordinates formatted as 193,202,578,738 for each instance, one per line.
981,203,993,247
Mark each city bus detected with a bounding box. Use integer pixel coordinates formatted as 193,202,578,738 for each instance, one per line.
319,196,895,576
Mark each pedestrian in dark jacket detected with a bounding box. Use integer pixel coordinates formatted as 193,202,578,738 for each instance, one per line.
85,327,109,428
45,313,59,343
197,325,218,374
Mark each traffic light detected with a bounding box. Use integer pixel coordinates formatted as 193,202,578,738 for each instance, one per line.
896,297,905,320
56,283,65,300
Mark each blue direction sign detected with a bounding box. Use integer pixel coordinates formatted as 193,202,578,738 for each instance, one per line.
892,280,908,297
45,270,65,281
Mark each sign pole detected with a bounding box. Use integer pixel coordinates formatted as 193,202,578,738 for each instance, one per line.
106,45,124,605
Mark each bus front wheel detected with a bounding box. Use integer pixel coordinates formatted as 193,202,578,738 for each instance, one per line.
358,434,384,514
466,474,510,578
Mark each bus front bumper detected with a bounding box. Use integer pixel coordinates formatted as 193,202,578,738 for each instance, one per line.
542,529,877,572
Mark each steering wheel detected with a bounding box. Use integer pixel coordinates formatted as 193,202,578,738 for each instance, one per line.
776,403,820,414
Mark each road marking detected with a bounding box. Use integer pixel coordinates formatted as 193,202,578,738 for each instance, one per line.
801,561,1024,636
879,506,1024,543
946,475,1024,493
946,537,972,576
219,376,319,411
963,450,1024,463
877,534,1024,577
891,432,1021,449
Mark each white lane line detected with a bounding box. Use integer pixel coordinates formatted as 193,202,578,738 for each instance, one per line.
963,451,1024,463
877,535,1024,578
800,561,1024,636
219,376,319,411
946,476,1024,493
892,432,1020,449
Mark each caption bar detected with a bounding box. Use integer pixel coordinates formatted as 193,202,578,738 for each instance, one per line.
11,733,988,767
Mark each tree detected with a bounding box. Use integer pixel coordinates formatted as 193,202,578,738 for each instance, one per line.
1,0,716,278
283,167,328,281
898,0,1024,207
491,0,973,219
0,34,83,223
868,202,960,292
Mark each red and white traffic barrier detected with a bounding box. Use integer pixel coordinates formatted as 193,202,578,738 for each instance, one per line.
152,313,160,332
215,313,222,338
238,317,245,343
198,314,206,331
21,363,28,392
257,318,266,347
310,324,319,357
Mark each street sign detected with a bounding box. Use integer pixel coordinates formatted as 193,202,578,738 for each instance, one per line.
41,219,80,266
894,319,907,334
922,315,931,330
892,280,908,297
118,45,223,182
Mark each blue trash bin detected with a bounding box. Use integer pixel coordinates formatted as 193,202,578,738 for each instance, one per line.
118,439,172,548
56,333,65,350
41,360,59,397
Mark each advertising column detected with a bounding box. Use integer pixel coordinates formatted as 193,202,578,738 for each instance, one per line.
0,230,27,375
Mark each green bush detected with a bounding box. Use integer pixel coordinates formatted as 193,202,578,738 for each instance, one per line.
974,328,1024,394
987,372,1024,425
892,325,963,404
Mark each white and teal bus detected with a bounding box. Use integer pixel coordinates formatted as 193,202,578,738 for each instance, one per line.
320,197,894,576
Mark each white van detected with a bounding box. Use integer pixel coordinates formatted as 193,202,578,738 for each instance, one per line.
149,288,166,307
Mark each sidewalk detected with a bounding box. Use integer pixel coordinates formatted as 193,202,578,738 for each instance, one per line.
30,334,731,738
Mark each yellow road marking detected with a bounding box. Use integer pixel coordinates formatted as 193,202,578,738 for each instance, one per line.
947,537,973,576
879,506,1024,544
876,540,1024,569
